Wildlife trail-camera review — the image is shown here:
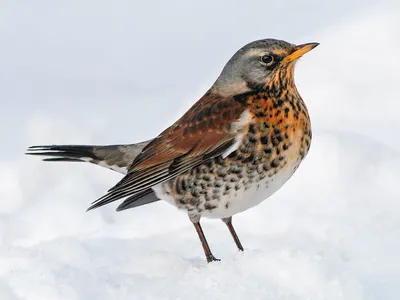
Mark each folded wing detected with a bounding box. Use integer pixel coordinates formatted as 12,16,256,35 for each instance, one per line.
88,92,249,211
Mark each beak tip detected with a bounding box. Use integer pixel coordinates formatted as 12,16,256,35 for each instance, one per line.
285,41,319,62
312,42,320,48
303,42,320,49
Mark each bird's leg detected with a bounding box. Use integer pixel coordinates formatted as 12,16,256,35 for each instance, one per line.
222,217,244,251
192,220,220,263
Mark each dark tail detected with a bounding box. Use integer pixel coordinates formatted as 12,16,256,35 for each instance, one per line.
26,141,151,174
27,145,98,162
26,140,161,210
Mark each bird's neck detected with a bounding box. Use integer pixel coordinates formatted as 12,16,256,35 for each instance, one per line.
233,82,303,108
233,69,308,119
264,63,298,97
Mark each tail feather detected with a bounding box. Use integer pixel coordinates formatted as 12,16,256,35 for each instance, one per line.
26,140,162,210
87,188,159,211
42,158,84,162
27,145,96,162
117,189,160,211
26,141,152,174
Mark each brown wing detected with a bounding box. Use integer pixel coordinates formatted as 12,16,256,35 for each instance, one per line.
87,92,248,210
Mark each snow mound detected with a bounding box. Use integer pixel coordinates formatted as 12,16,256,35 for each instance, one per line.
1,130,399,300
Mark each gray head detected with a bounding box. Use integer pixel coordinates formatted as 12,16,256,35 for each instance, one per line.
211,38,319,96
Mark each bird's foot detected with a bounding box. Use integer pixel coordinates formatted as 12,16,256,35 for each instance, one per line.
206,254,221,263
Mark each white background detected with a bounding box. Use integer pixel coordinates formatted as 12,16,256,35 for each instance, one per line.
1,1,399,299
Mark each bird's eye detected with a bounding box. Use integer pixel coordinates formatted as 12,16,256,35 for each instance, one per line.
261,54,274,65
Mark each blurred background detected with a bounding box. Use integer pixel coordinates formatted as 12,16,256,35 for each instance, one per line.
1,1,399,300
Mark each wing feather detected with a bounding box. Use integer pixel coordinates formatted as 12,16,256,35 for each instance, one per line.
88,92,249,211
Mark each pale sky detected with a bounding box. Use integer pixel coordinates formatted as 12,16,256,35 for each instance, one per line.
1,0,398,159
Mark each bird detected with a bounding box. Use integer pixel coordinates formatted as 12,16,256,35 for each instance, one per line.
26,38,318,263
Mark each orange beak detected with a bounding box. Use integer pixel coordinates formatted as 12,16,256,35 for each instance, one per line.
284,42,319,62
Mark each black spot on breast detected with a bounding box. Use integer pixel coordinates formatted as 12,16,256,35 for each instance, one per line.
261,136,269,144
243,154,255,164
234,154,243,161
205,203,217,210
239,146,250,153
192,190,200,198
284,107,290,117
230,177,239,183
272,137,280,146
249,135,257,143
249,124,256,134
264,148,272,154
231,167,242,174
214,181,222,188
270,159,280,168
273,99,284,108
217,169,227,177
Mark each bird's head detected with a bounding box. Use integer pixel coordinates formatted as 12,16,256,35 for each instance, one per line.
212,38,319,96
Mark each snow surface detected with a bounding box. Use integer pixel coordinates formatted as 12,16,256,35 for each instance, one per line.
1,2,400,300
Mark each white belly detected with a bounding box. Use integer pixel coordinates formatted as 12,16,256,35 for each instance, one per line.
201,162,296,219
152,160,298,219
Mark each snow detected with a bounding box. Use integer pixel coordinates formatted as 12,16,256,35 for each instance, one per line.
3,131,400,300
1,1,400,300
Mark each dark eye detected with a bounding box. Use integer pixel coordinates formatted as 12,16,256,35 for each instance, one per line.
261,54,274,65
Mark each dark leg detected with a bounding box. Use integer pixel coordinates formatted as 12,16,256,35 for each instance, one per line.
192,221,220,263
222,217,244,251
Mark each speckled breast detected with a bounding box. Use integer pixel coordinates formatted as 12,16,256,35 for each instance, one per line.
156,95,312,219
